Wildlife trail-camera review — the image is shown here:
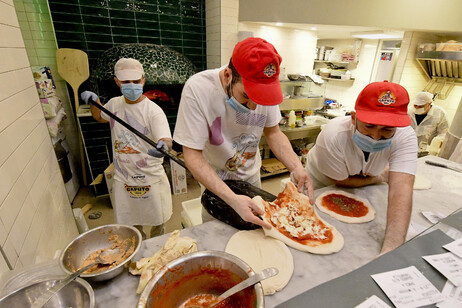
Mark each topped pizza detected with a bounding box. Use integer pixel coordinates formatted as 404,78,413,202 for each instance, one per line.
315,190,375,223
253,182,344,254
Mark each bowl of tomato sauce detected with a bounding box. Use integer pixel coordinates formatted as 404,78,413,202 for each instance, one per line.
137,250,264,308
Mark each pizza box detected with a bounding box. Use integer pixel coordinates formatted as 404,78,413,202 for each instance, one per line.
261,158,286,173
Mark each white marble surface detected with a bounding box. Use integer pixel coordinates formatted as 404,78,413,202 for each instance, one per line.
91,156,462,308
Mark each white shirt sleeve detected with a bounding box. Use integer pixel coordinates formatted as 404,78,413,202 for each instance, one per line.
265,105,282,127
173,80,210,150
389,126,418,175
149,104,172,142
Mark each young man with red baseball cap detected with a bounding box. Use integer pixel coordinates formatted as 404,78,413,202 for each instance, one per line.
174,37,314,229
306,81,418,254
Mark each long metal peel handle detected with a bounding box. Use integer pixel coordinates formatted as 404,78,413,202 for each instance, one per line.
212,267,279,307
30,262,97,308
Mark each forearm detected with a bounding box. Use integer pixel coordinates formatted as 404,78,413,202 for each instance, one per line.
380,172,414,254
182,146,236,205
333,175,383,188
90,98,108,123
264,127,303,172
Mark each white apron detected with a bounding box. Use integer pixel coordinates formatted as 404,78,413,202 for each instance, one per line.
112,173,172,226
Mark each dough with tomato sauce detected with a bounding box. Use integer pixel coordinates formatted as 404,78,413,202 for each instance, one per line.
253,182,344,255
315,190,375,223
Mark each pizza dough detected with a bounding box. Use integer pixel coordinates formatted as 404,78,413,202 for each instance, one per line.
225,229,293,295
254,182,344,255
413,174,432,190
315,190,375,223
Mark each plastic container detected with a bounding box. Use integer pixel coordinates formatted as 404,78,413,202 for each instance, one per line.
288,110,296,128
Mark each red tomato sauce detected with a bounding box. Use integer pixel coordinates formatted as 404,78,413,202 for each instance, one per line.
322,193,368,217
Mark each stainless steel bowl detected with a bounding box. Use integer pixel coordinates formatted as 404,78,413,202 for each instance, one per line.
60,224,142,282
137,250,264,308
0,277,94,308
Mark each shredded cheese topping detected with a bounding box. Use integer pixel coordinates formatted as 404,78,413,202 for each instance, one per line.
268,200,329,240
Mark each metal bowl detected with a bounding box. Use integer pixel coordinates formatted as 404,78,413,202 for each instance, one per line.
0,277,94,308
137,250,264,308
60,224,142,282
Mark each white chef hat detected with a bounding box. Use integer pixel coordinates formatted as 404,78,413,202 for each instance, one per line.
412,91,433,106
114,58,144,81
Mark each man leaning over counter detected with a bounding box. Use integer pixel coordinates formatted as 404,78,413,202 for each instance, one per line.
305,81,418,254
174,37,314,229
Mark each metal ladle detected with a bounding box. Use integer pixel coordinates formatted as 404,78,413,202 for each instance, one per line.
210,267,279,307
31,242,132,308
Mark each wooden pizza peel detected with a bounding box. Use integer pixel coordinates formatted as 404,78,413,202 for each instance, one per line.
56,48,90,185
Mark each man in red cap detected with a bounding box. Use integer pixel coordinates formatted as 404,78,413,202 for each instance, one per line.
306,81,417,254
174,37,314,229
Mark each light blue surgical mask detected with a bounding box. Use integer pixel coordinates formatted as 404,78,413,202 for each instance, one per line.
121,83,143,101
352,126,393,153
225,82,250,113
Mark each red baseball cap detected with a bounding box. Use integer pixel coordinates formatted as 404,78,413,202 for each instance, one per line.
231,37,283,106
355,81,411,127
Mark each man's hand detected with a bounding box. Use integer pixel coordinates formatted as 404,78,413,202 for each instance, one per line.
290,166,314,204
227,194,272,229
81,91,98,104
147,140,168,158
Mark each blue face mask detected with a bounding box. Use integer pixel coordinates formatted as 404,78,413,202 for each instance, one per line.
352,128,393,153
121,83,143,101
225,82,250,113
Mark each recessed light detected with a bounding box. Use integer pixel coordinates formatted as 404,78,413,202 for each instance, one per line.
351,30,403,39
276,22,283,26
310,27,317,31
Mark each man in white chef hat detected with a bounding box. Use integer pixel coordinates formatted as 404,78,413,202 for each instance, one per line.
409,91,448,151
81,58,173,239
306,81,418,255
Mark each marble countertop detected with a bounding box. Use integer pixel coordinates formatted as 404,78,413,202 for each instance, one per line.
91,155,462,308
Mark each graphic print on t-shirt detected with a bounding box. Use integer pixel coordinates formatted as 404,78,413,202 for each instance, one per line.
225,133,258,171
114,130,141,154
209,117,224,145
236,112,267,128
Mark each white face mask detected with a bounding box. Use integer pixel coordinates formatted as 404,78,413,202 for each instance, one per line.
414,106,428,115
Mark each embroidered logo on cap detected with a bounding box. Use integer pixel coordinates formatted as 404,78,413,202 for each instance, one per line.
263,63,277,77
378,91,396,105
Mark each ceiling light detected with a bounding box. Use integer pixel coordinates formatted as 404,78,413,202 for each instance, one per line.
276,22,283,26
310,27,317,31
351,30,403,39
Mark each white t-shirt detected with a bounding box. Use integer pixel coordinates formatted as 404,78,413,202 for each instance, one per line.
174,68,281,184
101,96,172,185
409,104,449,146
306,116,417,189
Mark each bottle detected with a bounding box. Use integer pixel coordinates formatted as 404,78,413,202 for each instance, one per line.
289,110,296,128
344,70,351,80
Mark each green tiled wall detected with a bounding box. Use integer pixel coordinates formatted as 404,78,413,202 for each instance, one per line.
48,0,206,71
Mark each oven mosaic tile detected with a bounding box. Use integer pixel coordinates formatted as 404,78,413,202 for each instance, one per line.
48,0,206,70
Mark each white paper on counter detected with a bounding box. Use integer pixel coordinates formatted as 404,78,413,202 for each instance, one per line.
421,211,446,224
436,280,462,308
406,221,427,240
443,238,462,259
371,266,444,308
423,252,462,287
354,295,392,308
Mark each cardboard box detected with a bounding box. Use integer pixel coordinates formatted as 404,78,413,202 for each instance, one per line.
261,158,287,173
170,159,187,195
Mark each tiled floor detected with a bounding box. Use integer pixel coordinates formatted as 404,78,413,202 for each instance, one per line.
71,173,289,234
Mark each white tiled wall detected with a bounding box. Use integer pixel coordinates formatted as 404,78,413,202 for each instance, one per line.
14,0,81,200
0,0,78,272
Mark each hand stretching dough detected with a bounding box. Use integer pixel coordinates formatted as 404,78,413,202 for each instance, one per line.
254,182,344,254
225,229,293,295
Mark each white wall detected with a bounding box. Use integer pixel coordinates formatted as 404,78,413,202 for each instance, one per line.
0,0,78,272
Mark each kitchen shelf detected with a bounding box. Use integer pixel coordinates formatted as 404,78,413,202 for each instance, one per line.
314,60,358,65
261,168,288,178
321,77,355,82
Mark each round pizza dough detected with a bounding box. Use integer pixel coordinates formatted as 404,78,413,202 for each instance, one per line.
413,174,432,190
315,190,375,223
225,229,294,295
